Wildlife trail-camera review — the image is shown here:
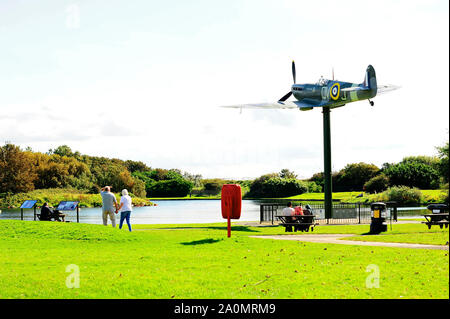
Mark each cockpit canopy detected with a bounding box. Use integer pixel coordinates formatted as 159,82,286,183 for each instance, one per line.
316,77,329,86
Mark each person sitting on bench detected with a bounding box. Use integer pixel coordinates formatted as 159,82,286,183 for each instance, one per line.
303,204,313,215
40,202,66,222
294,205,304,216
282,202,296,222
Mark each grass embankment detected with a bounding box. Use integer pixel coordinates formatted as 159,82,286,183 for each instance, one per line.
285,189,448,204
0,188,152,209
73,189,447,203
0,220,447,299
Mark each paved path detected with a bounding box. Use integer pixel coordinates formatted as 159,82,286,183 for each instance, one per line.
250,234,449,250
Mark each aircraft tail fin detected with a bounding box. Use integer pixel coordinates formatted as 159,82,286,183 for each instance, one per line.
363,65,377,97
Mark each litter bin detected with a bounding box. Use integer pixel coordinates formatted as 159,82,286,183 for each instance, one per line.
370,202,388,234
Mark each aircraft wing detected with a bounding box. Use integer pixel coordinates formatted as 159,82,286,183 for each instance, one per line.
221,101,298,109
377,84,401,95
341,86,370,92
221,100,328,111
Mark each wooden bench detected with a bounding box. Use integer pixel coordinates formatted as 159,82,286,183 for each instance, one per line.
37,211,66,222
37,213,57,221
422,213,449,229
276,213,319,232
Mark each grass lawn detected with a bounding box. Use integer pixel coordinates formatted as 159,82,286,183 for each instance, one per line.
344,224,449,246
284,189,448,203
0,220,448,299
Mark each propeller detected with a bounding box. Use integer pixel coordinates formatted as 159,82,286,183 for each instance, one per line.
278,60,296,102
292,60,296,84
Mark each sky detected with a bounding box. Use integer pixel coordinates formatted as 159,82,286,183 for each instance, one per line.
0,0,448,180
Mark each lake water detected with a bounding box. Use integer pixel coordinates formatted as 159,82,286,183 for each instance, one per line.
0,200,261,224
0,199,429,224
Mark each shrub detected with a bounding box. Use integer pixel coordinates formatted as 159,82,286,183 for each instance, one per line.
147,179,193,197
383,186,423,205
202,179,227,195
383,161,440,189
306,181,322,193
333,162,380,192
309,172,324,189
436,142,449,184
364,174,390,194
248,176,308,198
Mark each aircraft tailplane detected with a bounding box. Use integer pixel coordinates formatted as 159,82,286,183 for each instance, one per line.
363,65,377,97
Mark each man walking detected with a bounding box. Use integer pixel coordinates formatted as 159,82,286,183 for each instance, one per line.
100,186,118,227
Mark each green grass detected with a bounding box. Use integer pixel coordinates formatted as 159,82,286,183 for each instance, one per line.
286,191,364,201
284,189,447,204
0,220,448,299
344,224,449,246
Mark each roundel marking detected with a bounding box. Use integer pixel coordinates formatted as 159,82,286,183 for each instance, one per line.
330,83,340,100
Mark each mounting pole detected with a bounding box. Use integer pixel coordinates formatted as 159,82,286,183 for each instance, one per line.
322,107,333,220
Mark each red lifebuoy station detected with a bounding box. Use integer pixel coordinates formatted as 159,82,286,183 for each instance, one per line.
221,184,242,237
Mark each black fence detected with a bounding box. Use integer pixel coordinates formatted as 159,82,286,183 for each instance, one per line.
260,202,382,225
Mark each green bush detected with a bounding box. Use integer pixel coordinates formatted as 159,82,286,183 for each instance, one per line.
332,162,380,192
382,186,423,205
436,142,449,184
202,179,227,195
147,179,193,197
364,174,390,194
383,161,440,189
247,177,308,198
306,181,322,193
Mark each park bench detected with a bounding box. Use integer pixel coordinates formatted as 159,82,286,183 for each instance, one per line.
276,209,319,232
422,204,449,229
37,208,66,222
36,212,59,221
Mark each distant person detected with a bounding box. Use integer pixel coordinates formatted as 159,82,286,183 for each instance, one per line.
118,189,133,232
282,202,295,217
294,205,304,216
304,204,313,215
100,186,118,227
40,202,66,222
40,202,53,221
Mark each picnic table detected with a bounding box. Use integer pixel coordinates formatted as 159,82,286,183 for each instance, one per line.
422,204,449,229
275,214,319,233
422,213,449,229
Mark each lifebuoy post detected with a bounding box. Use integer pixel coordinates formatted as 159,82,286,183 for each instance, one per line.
221,184,242,237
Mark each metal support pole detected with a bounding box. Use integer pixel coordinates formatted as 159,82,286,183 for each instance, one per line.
34,206,36,221
260,205,263,224
77,205,79,223
358,203,361,224
21,208,23,220
272,205,274,225
323,107,333,220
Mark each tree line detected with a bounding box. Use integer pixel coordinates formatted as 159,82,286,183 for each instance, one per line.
309,143,448,194
0,144,196,198
1,142,448,199
247,142,448,198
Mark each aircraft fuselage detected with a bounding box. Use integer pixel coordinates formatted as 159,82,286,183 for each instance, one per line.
292,80,376,110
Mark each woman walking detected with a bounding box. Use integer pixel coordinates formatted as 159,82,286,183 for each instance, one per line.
118,189,133,231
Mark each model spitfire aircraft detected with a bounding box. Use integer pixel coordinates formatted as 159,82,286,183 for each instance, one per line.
222,62,400,111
